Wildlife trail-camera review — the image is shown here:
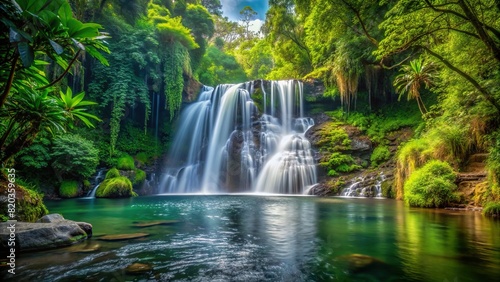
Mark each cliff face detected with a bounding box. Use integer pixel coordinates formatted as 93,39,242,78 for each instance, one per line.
304,112,413,197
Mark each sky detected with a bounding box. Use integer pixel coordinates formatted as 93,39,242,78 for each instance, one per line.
220,0,269,33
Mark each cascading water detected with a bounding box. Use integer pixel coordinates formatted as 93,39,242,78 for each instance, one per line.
159,80,317,194
86,168,106,198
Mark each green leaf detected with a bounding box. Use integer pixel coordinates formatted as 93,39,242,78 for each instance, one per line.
67,18,84,37
49,39,64,54
72,26,99,38
9,27,22,43
18,42,34,67
58,1,72,25
85,45,109,66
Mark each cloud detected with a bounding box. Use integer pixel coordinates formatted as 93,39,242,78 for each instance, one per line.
220,0,268,21
246,19,264,34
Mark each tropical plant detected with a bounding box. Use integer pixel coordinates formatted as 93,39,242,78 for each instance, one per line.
0,89,66,162
0,0,110,108
393,58,437,115
58,87,101,128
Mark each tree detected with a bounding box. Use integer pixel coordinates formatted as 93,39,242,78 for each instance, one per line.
201,0,222,16
376,0,500,115
393,58,437,115
240,6,257,39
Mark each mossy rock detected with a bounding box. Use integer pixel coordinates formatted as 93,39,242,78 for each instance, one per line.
105,168,121,179
133,169,146,186
381,179,395,198
0,178,48,222
95,176,135,198
59,180,79,198
116,154,135,170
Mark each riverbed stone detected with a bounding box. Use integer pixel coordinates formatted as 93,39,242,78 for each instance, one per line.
125,262,153,274
0,214,92,252
98,233,149,241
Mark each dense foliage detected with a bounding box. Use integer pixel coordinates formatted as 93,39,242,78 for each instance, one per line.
404,160,458,208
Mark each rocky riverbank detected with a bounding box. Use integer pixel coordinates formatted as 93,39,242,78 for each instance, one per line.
0,214,92,253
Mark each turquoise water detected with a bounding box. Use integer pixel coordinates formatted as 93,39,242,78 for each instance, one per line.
7,195,500,281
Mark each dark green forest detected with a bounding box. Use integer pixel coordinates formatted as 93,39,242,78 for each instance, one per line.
1,0,500,220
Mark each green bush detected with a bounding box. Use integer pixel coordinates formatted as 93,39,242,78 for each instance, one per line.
482,202,500,217
95,176,135,198
371,145,391,167
320,152,361,176
404,160,459,208
134,169,147,186
105,168,121,179
116,154,135,170
59,180,79,198
51,134,99,179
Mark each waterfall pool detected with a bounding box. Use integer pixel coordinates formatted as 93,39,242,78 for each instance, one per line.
6,195,500,281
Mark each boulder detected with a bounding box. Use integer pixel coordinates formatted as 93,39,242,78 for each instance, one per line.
0,214,92,252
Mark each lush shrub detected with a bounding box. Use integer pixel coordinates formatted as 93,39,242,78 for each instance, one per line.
482,202,500,217
371,145,391,167
59,180,79,198
404,160,458,208
105,168,121,179
116,154,135,170
95,176,135,198
51,134,99,179
320,152,361,176
134,169,147,186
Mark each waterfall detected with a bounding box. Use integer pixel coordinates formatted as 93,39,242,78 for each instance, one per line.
159,80,317,194
340,172,385,197
86,168,106,198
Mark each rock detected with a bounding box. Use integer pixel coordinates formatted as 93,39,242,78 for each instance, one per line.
338,254,386,272
125,262,153,274
0,215,92,252
37,213,64,223
68,243,101,253
77,222,93,237
131,220,180,228
98,233,149,241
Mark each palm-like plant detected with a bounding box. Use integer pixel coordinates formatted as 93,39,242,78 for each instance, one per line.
393,58,437,115
0,89,66,162
58,87,101,128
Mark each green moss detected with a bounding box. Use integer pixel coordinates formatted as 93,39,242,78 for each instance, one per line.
371,145,391,167
1,179,48,222
105,168,121,179
404,160,459,208
96,176,134,198
83,179,91,189
59,180,79,198
320,152,361,176
135,152,151,165
133,169,146,186
381,180,395,198
482,202,500,217
116,154,135,170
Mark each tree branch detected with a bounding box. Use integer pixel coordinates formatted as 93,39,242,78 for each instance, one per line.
340,0,378,46
420,45,500,115
37,50,81,90
0,53,19,108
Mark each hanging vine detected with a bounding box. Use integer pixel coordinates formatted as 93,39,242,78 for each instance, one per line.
163,41,190,121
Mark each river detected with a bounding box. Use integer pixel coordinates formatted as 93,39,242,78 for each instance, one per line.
7,195,500,281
